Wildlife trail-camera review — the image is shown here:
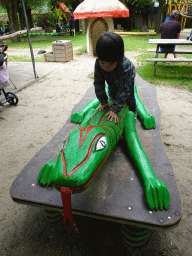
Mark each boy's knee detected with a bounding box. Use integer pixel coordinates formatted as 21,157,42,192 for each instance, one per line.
126,109,135,119
127,98,137,113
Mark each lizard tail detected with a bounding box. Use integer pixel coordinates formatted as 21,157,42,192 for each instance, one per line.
61,187,79,233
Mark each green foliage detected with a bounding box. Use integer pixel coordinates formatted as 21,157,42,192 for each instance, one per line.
0,3,7,27
121,0,154,5
47,0,77,10
32,13,56,27
185,18,192,29
0,3,6,13
17,0,48,13
0,14,8,27
121,0,154,10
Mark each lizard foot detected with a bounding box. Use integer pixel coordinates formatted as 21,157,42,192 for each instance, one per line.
144,178,170,210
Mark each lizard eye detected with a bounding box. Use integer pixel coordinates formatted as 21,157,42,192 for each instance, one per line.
95,136,107,151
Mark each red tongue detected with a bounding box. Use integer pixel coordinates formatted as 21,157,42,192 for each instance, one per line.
61,187,79,233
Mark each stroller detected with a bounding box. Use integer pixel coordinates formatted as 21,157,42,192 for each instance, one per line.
0,44,18,107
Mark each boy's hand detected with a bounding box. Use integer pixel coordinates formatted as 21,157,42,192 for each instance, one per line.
106,111,119,123
98,103,110,111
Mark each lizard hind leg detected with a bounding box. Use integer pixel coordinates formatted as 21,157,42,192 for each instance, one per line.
123,110,155,178
123,110,170,210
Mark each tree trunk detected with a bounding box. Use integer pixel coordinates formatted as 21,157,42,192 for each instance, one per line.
129,10,135,31
127,4,137,31
1,0,21,42
155,0,166,33
26,9,33,29
18,7,25,30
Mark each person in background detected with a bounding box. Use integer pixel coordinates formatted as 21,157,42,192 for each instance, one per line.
5,21,9,34
0,27,3,36
69,12,75,37
67,14,72,35
58,22,62,32
42,17,48,32
61,15,67,33
163,14,171,23
160,10,181,58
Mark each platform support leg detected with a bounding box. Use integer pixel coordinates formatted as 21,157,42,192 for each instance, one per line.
43,209,62,222
154,61,157,76
121,224,151,247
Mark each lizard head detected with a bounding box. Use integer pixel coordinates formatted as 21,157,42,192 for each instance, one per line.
38,125,110,191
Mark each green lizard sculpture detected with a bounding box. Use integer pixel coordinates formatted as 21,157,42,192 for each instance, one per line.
38,86,170,231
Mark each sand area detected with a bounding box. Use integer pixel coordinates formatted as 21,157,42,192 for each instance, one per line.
0,51,192,255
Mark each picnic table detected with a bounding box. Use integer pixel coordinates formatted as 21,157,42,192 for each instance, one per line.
10,75,182,247
146,39,192,75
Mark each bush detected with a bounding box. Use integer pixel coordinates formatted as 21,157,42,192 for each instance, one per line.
32,13,56,28
185,17,192,28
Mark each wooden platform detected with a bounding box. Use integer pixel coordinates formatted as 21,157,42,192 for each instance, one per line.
10,74,182,230
115,31,156,36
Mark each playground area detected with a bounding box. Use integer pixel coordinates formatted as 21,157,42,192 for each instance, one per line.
0,44,192,254
0,1,192,255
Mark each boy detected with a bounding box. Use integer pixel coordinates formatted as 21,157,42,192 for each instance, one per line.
94,32,136,123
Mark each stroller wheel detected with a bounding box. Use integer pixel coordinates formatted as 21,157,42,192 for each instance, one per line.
6,92,19,105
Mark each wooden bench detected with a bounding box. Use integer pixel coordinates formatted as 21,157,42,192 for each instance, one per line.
146,58,192,62
148,49,192,54
146,57,192,75
147,39,192,75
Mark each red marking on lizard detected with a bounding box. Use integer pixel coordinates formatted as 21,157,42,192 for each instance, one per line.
98,111,107,125
115,106,127,127
54,148,110,192
68,132,106,178
61,151,67,177
79,126,95,148
117,125,125,136
54,147,109,233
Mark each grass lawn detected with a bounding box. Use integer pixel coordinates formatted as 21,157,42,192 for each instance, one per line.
7,32,87,52
5,32,192,91
7,32,87,62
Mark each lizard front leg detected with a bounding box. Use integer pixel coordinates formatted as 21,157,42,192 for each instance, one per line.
135,85,156,130
71,97,100,124
123,110,170,210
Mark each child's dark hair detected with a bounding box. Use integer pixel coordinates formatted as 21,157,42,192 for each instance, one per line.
96,32,124,62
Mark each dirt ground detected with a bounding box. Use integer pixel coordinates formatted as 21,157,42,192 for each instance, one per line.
0,52,192,256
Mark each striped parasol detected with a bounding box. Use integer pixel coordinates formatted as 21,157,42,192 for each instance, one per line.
74,0,129,20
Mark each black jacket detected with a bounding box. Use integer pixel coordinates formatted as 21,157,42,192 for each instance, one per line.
94,57,136,114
